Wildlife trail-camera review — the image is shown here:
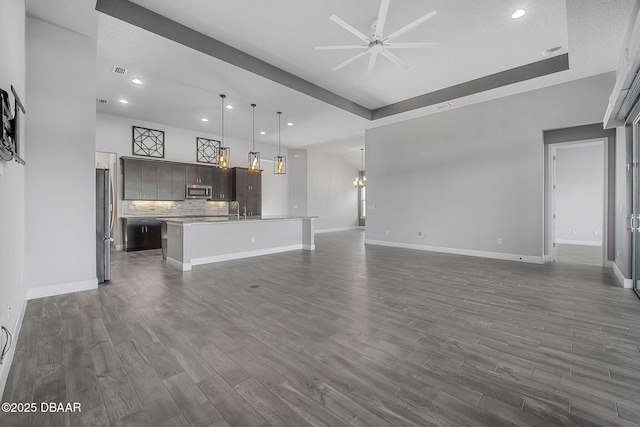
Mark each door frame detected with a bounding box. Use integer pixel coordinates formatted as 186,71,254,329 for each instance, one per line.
546,138,608,265
633,117,640,298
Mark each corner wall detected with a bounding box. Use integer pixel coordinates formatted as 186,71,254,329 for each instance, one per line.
0,0,26,399
307,148,358,231
365,72,615,262
24,17,98,298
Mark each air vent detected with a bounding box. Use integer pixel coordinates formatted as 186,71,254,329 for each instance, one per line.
111,66,128,75
96,98,109,104
436,102,451,109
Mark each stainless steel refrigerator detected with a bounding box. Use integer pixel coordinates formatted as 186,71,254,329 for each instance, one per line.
96,168,113,283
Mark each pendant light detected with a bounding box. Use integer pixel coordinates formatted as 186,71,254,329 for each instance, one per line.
248,103,260,172
216,94,230,169
274,111,286,174
353,148,366,187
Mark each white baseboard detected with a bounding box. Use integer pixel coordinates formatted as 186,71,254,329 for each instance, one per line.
613,262,633,289
315,226,358,234
364,239,545,264
555,239,602,247
302,244,315,250
25,278,98,301
170,244,305,271
0,298,27,401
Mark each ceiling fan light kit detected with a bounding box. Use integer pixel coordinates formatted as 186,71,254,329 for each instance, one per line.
315,0,439,76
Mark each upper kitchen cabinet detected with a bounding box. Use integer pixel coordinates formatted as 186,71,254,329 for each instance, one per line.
211,167,232,200
123,157,159,200
157,162,186,201
186,165,213,186
122,157,186,201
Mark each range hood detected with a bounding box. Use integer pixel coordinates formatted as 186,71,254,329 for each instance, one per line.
604,1,640,128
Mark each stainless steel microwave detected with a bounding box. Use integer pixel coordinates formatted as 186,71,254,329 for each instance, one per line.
185,185,212,199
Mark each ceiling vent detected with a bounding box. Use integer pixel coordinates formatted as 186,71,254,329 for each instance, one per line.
111,66,128,75
96,98,109,104
436,102,451,109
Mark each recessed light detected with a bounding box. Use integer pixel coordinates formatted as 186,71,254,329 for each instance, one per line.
511,9,526,19
201,118,209,122
118,99,129,104
225,105,234,110
131,78,143,85
259,131,266,135
541,46,562,56
287,122,293,126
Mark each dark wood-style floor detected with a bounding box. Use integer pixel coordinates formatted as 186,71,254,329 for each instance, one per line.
2,230,640,426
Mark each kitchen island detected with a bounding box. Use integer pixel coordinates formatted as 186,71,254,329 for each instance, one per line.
161,216,315,271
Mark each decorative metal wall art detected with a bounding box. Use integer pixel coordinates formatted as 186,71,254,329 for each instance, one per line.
196,137,221,164
132,126,165,158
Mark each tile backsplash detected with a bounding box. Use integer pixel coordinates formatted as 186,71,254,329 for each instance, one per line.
121,200,230,217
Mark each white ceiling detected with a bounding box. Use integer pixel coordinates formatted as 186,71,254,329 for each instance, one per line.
25,0,635,168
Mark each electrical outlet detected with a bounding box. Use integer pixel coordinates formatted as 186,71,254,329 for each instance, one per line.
418,231,424,237
385,230,390,235
497,238,503,245
250,236,255,243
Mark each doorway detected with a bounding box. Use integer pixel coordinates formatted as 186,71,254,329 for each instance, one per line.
548,139,607,265
633,120,640,298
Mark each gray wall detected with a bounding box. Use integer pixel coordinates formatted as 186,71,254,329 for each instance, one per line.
25,18,98,294
307,147,358,230
0,0,26,399
554,144,604,244
365,72,614,261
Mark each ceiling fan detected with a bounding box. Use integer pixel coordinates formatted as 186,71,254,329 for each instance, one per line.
315,0,439,76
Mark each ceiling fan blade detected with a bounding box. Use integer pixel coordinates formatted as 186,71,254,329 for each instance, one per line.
373,0,391,39
367,52,379,76
385,10,437,42
315,45,368,50
332,50,369,71
330,15,370,42
381,49,408,69
384,42,439,49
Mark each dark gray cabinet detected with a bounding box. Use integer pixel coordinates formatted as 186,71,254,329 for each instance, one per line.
211,168,232,200
186,165,212,186
141,161,158,200
232,167,262,217
122,157,222,201
125,218,162,251
123,158,160,200
157,162,185,201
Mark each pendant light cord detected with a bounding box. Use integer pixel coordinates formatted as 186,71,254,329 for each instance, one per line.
220,94,225,146
252,104,256,151
277,112,282,155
